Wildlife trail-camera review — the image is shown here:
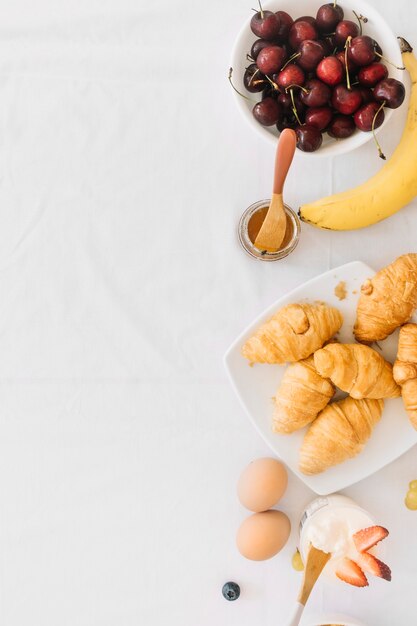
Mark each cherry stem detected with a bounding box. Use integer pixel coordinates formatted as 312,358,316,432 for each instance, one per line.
285,84,308,94
280,52,301,72
258,0,264,19
372,100,386,160
249,68,265,89
289,88,302,125
264,74,280,91
228,68,256,102
375,51,405,70
352,10,368,36
345,36,352,90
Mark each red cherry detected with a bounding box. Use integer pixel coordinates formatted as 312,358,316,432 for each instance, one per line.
335,50,357,74
358,62,388,87
374,78,405,108
250,11,281,41
316,56,344,86
277,64,305,89
316,3,344,33
275,11,294,41
305,106,333,130
327,114,356,138
300,78,331,107
334,20,359,48
294,16,318,28
298,39,325,71
256,46,286,75
332,85,362,115
359,86,375,104
295,124,323,152
354,101,385,131
250,39,271,61
253,97,283,126
348,36,376,67
288,20,318,50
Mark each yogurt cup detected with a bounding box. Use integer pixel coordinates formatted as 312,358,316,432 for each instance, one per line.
299,495,376,580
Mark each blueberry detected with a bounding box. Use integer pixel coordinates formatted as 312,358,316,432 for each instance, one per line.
222,581,240,601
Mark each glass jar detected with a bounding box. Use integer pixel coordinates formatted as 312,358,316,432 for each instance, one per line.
238,199,300,261
299,495,377,580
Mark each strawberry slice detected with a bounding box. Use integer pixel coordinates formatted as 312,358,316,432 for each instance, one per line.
356,552,392,582
335,557,368,587
352,525,389,552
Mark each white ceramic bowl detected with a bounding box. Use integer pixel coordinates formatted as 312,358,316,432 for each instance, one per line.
231,0,404,157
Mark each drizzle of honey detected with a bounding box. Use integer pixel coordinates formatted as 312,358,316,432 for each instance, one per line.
248,206,294,251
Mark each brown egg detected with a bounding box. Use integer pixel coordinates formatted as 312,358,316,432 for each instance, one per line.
237,510,291,560
237,457,288,512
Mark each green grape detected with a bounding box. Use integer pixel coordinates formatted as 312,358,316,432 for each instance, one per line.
292,549,304,571
405,489,417,510
409,480,417,491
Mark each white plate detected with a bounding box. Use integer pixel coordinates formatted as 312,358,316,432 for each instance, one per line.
224,261,417,494
231,0,405,157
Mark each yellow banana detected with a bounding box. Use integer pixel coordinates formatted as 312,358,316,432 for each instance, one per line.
299,37,417,231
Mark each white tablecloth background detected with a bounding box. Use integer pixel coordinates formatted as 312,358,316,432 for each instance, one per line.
0,1,416,624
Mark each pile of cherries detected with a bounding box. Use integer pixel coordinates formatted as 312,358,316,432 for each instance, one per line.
238,2,406,153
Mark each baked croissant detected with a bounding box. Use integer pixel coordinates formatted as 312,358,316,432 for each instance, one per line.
242,303,343,364
314,343,400,399
354,253,417,343
299,397,384,475
393,323,417,429
272,356,334,434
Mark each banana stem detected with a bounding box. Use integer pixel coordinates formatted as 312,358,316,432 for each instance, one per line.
372,100,386,160
398,36,413,54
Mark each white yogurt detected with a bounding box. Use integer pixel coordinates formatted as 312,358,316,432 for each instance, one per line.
299,494,376,580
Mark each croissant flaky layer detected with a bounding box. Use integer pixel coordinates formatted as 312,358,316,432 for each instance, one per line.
242,303,343,365
394,323,417,429
272,356,334,434
354,253,417,343
299,397,384,475
314,343,400,399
